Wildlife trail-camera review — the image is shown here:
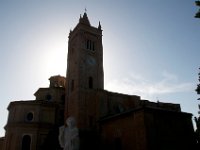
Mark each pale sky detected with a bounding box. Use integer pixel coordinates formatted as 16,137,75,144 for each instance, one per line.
0,0,199,137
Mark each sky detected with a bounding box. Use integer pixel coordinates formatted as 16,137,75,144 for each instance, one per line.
0,0,199,137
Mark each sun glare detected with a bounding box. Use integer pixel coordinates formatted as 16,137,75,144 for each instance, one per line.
44,46,67,77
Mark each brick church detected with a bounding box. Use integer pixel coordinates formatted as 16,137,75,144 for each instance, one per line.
0,12,196,150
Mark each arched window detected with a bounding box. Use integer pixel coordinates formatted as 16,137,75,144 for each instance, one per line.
87,40,90,49
26,112,34,122
89,77,93,89
22,135,31,150
86,39,95,51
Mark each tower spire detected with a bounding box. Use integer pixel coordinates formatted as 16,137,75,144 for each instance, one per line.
79,11,90,26
98,21,102,30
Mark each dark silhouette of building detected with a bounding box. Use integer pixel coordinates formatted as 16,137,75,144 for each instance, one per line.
0,12,196,150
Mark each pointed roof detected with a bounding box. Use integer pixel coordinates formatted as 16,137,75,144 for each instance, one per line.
69,12,102,38
79,12,91,26
98,21,102,30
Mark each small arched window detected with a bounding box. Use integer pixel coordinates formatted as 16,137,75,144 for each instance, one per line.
86,39,95,51
26,112,34,122
22,135,31,150
89,77,93,89
87,40,90,49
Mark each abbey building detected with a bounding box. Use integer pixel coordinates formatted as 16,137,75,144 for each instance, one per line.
0,12,196,150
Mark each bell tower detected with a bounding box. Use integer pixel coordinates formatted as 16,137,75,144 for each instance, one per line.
65,12,104,128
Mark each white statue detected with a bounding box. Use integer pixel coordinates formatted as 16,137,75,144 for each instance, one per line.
59,117,79,150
